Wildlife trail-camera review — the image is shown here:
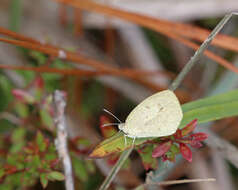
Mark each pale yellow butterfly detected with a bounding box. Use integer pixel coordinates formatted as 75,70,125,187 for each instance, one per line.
103,90,183,145
118,90,183,138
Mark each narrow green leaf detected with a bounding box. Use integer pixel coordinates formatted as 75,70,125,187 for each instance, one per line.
0,168,5,178
11,128,26,143
14,102,29,118
36,131,47,152
40,173,48,189
72,156,88,181
138,145,157,170
48,171,65,181
39,109,54,130
32,155,41,167
170,144,180,154
85,160,96,173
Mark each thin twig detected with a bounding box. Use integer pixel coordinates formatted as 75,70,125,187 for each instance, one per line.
53,90,74,190
98,148,133,190
169,13,235,91
147,178,216,186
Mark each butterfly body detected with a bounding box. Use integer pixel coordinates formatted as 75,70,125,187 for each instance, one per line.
118,90,183,138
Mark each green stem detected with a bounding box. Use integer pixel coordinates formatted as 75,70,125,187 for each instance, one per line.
98,148,133,190
169,13,234,91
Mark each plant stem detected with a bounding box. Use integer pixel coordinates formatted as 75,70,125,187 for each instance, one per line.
53,90,75,190
169,13,234,91
98,148,133,190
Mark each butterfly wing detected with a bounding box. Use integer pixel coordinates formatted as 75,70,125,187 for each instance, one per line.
123,90,183,138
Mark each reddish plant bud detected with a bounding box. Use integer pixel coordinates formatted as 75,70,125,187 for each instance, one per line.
152,141,172,158
162,154,169,162
99,115,117,138
179,143,192,162
181,119,197,137
176,138,193,144
190,140,203,148
174,129,182,139
191,132,208,141
50,159,60,168
107,155,119,166
12,89,35,104
34,76,44,89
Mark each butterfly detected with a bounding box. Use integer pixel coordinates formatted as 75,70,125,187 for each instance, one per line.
103,90,183,145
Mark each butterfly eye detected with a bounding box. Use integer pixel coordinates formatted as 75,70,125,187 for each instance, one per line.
158,105,164,112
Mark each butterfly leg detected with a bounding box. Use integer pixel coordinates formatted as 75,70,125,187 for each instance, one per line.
124,135,127,147
132,137,136,147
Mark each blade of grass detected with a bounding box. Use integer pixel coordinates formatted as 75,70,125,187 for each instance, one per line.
98,148,133,190
169,13,234,91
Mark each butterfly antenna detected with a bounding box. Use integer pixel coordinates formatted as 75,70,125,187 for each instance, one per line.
101,123,120,127
103,108,122,123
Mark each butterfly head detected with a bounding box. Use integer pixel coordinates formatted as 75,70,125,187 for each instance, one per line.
118,123,125,131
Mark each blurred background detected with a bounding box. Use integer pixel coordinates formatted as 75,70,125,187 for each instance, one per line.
0,0,238,189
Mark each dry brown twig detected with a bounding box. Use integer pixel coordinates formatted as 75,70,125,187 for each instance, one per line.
134,178,216,189
148,178,216,186
53,90,75,190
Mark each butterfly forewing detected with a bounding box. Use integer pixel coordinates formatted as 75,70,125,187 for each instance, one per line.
122,90,183,138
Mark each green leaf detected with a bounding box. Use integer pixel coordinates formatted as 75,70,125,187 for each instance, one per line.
138,145,157,170
32,155,41,168
39,109,54,130
89,132,152,158
12,128,26,143
170,144,180,154
40,173,48,189
10,141,25,153
29,51,47,65
90,89,238,157
48,171,65,181
72,156,88,181
0,75,13,112
36,131,47,152
85,160,96,173
0,168,5,178
14,102,29,118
